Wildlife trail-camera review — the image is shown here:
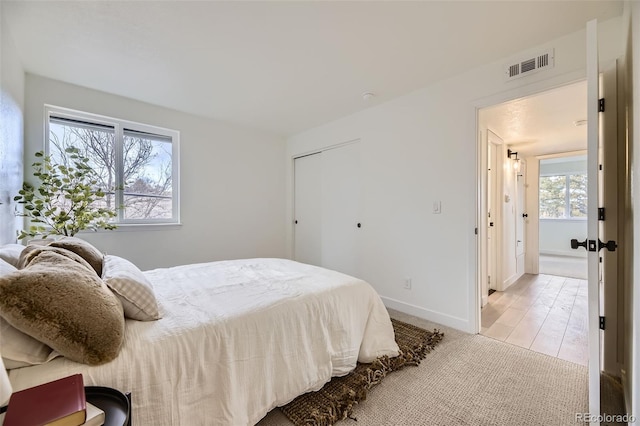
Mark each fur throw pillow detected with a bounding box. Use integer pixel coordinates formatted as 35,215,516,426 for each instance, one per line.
17,244,95,272
49,237,105,276
0,250,124,365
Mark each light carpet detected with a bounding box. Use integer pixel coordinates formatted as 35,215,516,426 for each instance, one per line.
258,309,588,426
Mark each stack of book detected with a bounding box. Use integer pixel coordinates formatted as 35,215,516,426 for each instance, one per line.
3,374,105,426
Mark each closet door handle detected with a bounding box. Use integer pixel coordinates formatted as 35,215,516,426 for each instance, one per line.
357,223,362,228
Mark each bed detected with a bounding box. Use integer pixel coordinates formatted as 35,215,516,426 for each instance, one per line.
3,256,399,425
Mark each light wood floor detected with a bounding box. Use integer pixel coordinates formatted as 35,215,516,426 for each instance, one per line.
481,273,588,366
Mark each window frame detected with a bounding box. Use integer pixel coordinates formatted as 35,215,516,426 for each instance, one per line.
44,105,181,227
539,171,587,220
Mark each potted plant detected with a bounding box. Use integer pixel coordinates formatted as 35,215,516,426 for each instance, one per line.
14,147,117,240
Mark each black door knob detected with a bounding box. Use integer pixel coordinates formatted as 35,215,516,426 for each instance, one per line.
522,213,528,218
294,220,298,224
357,223,361,228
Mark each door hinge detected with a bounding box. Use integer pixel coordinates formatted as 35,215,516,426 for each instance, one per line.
475,227,478,235
598,207,605,221
599,98,605,112
488,275,491,285
599,316,606,330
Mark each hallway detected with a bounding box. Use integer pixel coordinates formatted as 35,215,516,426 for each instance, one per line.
481,273,588,366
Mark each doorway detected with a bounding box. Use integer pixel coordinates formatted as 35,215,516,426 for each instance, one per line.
477,81,590,366
538,154,588,280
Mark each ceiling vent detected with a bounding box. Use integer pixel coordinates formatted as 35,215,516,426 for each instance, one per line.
505,48,554,81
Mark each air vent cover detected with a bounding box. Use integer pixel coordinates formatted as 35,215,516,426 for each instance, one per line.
505,48,554,81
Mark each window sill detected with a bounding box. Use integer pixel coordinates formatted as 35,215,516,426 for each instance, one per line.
78,223,183,233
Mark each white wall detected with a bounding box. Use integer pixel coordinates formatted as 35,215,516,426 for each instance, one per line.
286,17,623,332
0,7,24,245
539,220,587,257
24,75,286,270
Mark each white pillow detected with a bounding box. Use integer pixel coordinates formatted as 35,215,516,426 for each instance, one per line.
0,258,60,369
1,318,61,369
0,244,24,268
102,255,161,321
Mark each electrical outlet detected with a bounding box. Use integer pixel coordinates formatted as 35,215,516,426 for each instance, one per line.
404,278,412,290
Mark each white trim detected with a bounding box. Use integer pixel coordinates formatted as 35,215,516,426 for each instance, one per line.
471,69,590,334
381,296,471,332
78,223,182,233
540,249,587,258
292,138,360,160
536,149,588,160
43,105,180,227
502,272,520,290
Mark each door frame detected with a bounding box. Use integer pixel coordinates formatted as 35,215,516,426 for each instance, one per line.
472,69,587,334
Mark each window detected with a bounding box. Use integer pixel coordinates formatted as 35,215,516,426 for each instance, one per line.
45,106,180,225
539,173,587,219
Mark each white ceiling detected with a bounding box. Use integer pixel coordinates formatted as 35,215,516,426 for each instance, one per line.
1,1,623,136
481,80,588,158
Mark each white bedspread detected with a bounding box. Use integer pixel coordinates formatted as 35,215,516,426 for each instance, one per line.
8,258,399,425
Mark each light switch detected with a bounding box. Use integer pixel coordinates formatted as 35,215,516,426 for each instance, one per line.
432,201,442,214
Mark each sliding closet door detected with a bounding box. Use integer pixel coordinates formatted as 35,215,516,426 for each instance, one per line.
321,142,361,277
293,153,322,266
293,141,362,277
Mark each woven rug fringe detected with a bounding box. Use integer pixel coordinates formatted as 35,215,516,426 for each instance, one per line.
280,319,444,426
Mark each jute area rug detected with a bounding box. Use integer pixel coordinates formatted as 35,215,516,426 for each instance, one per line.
279,318,444,426
258,309,589,426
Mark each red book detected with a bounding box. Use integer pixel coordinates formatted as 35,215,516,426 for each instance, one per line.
4,374,87,426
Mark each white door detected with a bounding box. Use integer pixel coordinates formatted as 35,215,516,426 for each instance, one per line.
487,140,497,293
321,142,361,277
598,61,619,376
515,160,526,274
585,18,602,420
293,142,362,277
487,131,503,293
293,153,322,266
572,21,619,419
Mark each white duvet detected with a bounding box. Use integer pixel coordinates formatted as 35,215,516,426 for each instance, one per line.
8,258,399,425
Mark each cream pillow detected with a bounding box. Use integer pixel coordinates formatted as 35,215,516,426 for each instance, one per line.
0,244,24,267
0,258,60,369
1,318,60,369
102,255,161,321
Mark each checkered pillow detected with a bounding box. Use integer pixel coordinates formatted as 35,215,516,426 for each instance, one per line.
102,255,161,321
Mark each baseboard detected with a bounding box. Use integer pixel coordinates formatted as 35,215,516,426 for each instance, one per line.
501,272,522,291
381,296,470,332
540,250,587,258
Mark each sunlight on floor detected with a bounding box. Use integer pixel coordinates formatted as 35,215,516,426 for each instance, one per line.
481,274,588,366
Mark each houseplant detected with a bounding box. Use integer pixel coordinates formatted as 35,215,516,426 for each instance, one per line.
14,147,117,240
